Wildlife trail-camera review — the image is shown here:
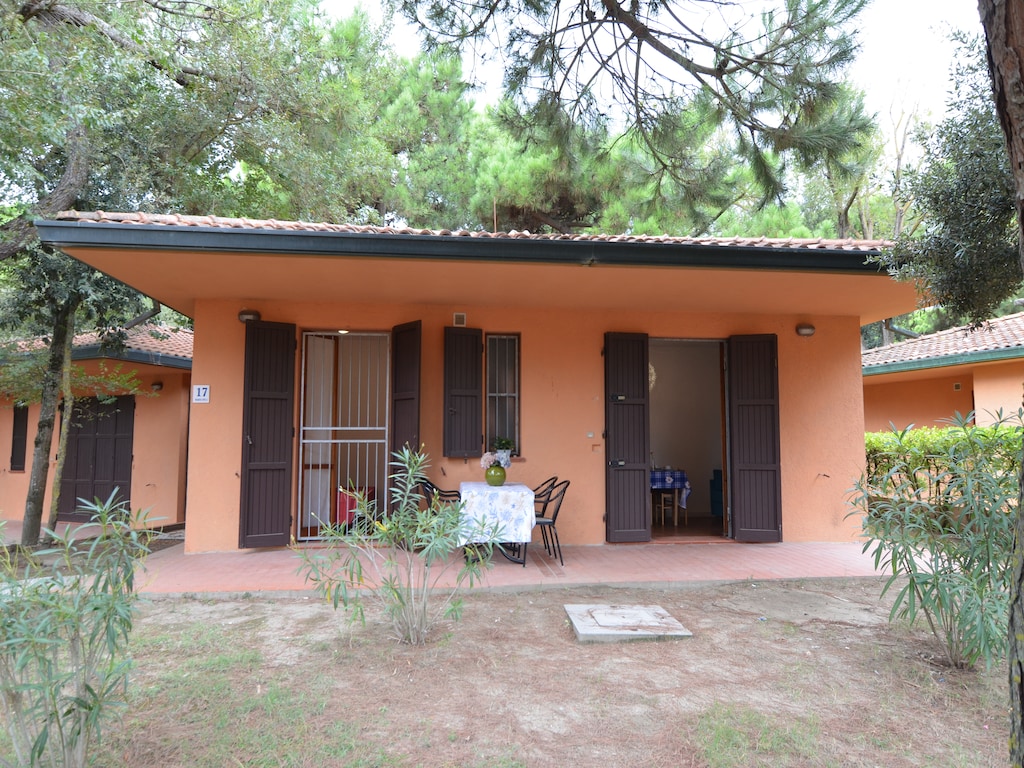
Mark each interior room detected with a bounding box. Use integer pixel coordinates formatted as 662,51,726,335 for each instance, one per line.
648,338,727,541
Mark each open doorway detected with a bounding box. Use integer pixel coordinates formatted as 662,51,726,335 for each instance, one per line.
648,339,726,541
297,331,390,541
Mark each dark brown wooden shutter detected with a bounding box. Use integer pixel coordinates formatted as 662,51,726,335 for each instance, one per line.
728,334,782,542
391,321,421,455
59,396,135,520
10,404,27,471
604,332,651,542
239,321,296,548
444,326,482,458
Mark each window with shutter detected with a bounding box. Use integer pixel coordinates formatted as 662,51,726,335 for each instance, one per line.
10,404,27,472
444,326,482,457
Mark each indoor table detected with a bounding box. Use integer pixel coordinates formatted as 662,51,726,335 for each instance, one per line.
650,469,691,526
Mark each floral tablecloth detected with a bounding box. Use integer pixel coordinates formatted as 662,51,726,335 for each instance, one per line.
458,481,536,544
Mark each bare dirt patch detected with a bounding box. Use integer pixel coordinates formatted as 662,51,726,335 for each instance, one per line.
103,577,1006,767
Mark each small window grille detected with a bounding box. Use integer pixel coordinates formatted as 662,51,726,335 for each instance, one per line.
486,334,520,453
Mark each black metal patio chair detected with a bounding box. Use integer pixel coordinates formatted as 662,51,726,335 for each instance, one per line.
534,479,569,566
419,479,461,506
532,476,558,514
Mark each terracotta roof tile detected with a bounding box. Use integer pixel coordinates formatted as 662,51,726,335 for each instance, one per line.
54,210,891,253
862,312,1024,369
17,323,193,364
75,323,193,361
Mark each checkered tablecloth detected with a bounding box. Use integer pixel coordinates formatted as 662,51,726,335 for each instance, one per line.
650,469,691,508
650,469,689,490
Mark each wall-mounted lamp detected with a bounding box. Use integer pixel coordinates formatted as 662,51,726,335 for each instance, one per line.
238,309,261,323
795,322,816,337
151,381,163,392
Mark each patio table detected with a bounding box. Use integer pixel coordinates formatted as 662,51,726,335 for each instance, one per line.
458,481,535,565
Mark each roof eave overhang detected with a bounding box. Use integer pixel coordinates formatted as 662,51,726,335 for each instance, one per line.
70,345,192,369
33,220,885,274
863,346,1024,376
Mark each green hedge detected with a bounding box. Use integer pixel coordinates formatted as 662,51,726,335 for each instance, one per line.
864,413,1023,509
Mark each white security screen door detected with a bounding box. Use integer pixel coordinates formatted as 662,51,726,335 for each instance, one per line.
298,332,389,540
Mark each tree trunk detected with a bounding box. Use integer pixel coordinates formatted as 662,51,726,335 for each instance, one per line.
0,125,88,261
978,1,1024,763
1013,467,1024,765
981,0,1024,260
44,325,76,540
20,298,79,545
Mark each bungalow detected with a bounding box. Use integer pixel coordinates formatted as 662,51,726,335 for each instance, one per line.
34,212,917,554
0,322,192,527
863,311,1024,432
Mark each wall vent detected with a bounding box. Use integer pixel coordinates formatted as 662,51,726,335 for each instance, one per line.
453,312,467,327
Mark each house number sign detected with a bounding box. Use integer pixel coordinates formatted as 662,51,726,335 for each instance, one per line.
192,385,211,403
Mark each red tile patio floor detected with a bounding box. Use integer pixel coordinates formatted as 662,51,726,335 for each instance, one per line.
2,520,883,596
139,538,883,595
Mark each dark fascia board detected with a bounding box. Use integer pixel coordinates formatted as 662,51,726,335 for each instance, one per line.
71,344,192,370
863,346,1024,376
33,219,886,274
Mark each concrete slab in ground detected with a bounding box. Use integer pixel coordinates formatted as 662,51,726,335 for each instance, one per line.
564,604,693,643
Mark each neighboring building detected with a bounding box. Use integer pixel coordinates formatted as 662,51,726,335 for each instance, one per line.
0,323,192,528
862,312,1024,432
35,211,917,553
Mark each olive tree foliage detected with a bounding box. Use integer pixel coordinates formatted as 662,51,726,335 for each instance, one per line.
400,0,875,204
0,0,421,244
876,33,1021,327
0,0,435,544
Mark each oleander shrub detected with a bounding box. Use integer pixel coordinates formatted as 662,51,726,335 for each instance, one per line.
0,492,151,768
850,411,1021,669
295,447,497,645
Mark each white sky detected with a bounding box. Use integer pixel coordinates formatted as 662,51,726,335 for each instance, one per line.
324,0,985,120
851,0,984,122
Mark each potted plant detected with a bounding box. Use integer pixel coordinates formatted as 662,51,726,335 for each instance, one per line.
492,436,515,468
492,437,514,477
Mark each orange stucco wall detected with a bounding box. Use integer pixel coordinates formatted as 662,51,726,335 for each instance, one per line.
864,358,1024,433
973,362,1024,424
0,364,190,531
863,373,975,433
182,299,866,552
0,403,33,522
130,372,191,526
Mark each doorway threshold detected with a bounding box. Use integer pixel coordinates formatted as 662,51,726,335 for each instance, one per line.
651,519,730,544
